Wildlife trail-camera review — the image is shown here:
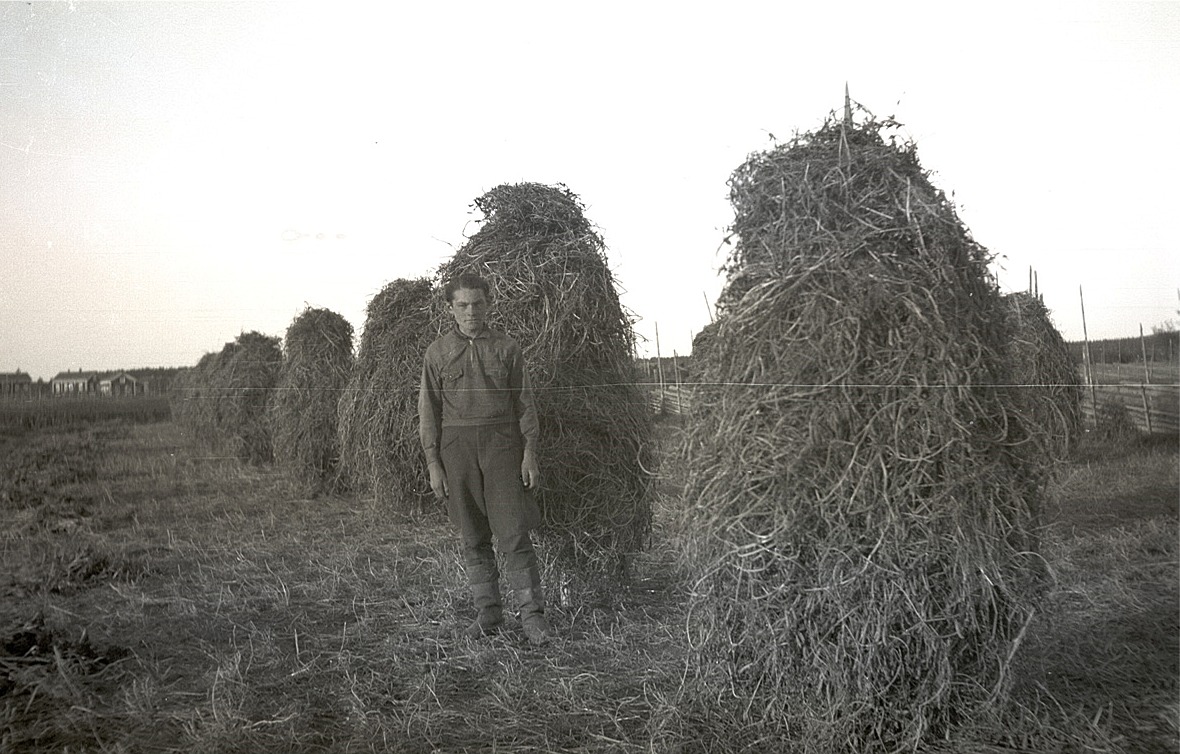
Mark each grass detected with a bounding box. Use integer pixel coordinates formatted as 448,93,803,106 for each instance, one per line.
0,397,172,431
0,419,1176,752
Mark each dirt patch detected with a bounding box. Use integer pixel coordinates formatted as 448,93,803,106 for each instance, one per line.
1,614,130,697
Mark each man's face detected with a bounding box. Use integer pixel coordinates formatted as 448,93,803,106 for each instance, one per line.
450,287,489,336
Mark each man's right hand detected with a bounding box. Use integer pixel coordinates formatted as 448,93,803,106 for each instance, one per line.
428,462,449,501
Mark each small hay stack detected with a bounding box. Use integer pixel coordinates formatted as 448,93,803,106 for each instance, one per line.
270,307,355,494
170,352,216,445
438,182,652,596
1003,291,1083,462
337,278,438,509
214,331,283,464
679,113,1047,751
177,331,283,464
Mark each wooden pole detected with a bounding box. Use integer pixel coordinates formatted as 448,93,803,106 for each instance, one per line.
1079,286,1098,425
672,350,683,415
703,291,715,324
1139,383,1154,435
1139,324,1154,433
655,322,666,415
1140,324,1151,384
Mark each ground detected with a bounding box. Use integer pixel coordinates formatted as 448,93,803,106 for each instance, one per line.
0,417,1176,753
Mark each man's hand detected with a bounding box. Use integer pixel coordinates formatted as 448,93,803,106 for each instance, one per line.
428,462,449,501
521,448,541,491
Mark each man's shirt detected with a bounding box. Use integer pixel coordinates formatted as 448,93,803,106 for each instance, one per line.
419,327,539,466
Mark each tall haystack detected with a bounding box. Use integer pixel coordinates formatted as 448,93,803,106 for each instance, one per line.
438,182,652,596
1003,291,1083,461
270,307,355,494
173,331,282,464
678,113,1047,751
337,278,438,509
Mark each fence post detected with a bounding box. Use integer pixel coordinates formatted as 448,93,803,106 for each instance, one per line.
1139,324,1152,385
1079,286,1098,425
655,323,666,416
1139,324,1154,434
672,350,683,415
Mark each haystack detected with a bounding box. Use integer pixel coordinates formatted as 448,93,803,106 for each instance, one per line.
679,112,1047,751
1003,291,1083,461
170,352,216,445
173,332,282,464
270,307,355,494
686,319,722,384
438,182,652,596
337,278,438,509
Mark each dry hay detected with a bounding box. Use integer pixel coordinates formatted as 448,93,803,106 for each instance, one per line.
1002,291,1083,463
270,307,355,494
170,353,215,446
686,319,722,384
678,112,1049,752
337,278,439,510
173,332,282,464
438,182,653,596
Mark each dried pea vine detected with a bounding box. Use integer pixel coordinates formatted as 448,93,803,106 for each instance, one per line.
677,112,1054,752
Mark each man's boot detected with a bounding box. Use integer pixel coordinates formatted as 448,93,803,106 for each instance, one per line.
507,566,553,645
464,581,503,638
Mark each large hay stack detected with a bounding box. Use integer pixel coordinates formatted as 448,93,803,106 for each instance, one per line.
270,307,355,494
337,278,438,509
438,182,652,595
679,114,1047,751
1003,291,1083,461
173,331,282,464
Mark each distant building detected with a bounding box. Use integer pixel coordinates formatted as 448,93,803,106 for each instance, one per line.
0,370,33,398
50,369,149,397
98,372,147,396
51,370,101,396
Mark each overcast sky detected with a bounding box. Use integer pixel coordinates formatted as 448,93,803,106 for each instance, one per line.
2,1,1177,381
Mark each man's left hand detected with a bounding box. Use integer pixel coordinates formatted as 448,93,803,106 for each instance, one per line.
521,449,541,490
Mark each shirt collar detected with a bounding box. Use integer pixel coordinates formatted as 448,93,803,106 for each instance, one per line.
452,325,490,340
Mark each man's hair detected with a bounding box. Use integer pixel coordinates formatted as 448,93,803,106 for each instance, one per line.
444,273,491,302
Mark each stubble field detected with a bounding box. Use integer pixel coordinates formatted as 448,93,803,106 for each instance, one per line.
1,416,1176,753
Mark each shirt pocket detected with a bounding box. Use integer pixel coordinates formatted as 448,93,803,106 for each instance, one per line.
442,367,464,387
485,365,509,390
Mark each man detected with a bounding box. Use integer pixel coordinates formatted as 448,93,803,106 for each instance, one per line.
418,273,553,644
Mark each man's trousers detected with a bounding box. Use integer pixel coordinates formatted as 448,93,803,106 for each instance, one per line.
439,422,541,584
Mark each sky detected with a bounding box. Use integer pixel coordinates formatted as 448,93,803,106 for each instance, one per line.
1,1,1177,382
